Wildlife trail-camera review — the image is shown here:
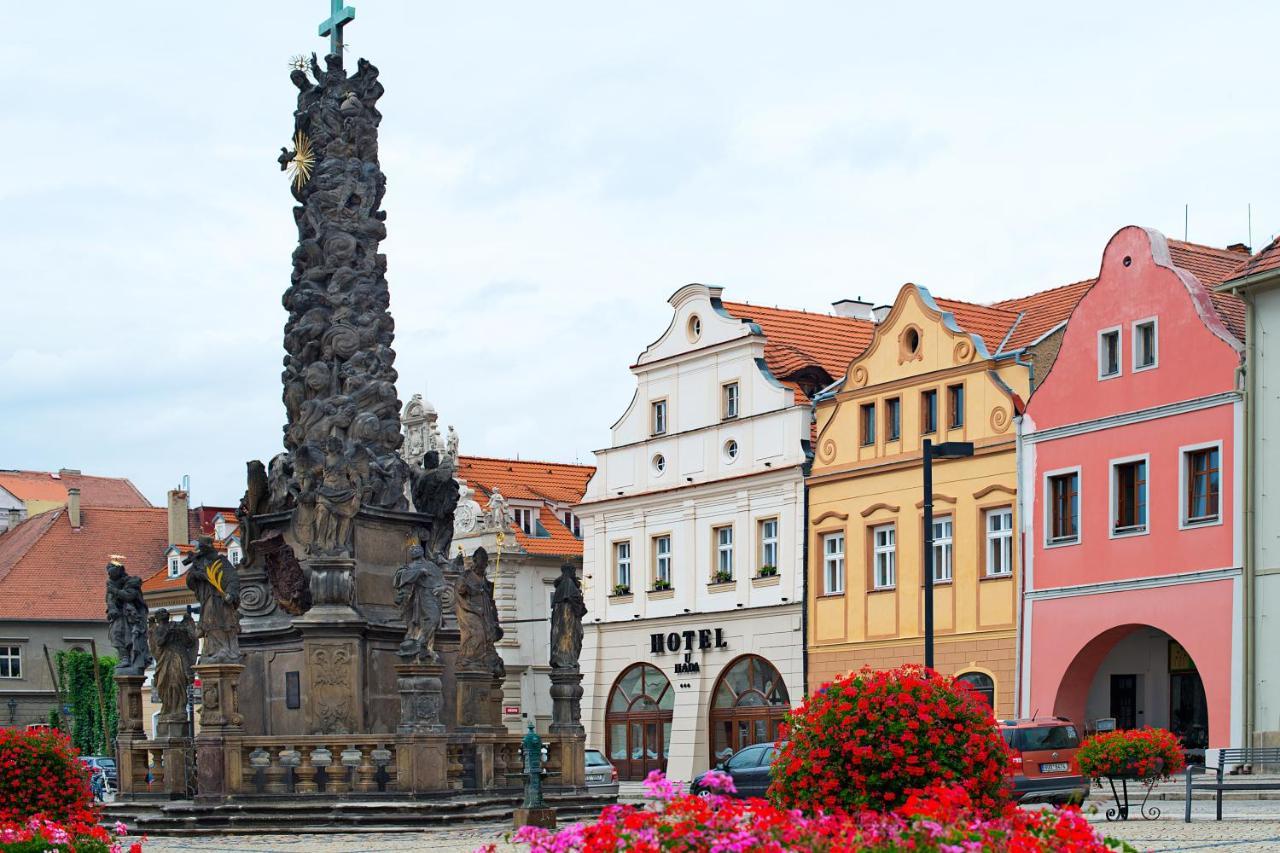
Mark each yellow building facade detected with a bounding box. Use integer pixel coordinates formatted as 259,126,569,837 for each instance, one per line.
807,286,1033,717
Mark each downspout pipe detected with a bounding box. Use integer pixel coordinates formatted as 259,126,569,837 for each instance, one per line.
1011,350,1032,719
801,396,817,698
1242,290,1256,747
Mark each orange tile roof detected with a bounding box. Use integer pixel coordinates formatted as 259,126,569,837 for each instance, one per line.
0,507,170,620
142,566,192,594
457,456,594,506
1226,234,1280,284
510,506,586,558
1208,292,1247,343
932,298,1022,353
993,278,1096,350
0,470,150,508
719,301,875,390
1167,240,1250,287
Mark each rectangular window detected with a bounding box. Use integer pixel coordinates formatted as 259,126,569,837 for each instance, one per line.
759,518,778,570
822,532,845,595
860,403,876,446
885,397,901,442
932,516,953,582
986,508,1013,575
1134,319,1158,370
723,382,739,419
1113,459,1148,534
651,400,667,435
947,384,965,429
715,526,734,580
167,557,182,579
614,542,631,591
1099,328,1121,378
921,389,938,435
0,646,20,679
654,535,672,585
872,524,896,589
563,512,581,538
513,507,535,535
1186,447,1221,523
1048,472,1080,544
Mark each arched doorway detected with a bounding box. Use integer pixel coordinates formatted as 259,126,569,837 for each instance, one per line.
606,663,673,780
708,655,790,767
956,671,995,710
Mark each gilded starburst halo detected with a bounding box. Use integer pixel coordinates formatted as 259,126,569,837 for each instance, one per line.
288,130,316,191
288,54,309,72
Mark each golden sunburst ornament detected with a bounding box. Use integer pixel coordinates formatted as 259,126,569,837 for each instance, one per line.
288,130,316,191
288,54,309,72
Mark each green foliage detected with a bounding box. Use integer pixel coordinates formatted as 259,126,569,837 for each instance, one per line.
53,650,117,756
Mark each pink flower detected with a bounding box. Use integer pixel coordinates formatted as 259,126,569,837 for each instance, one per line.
114,820,130,836
641,769,682,801
699,769,738,794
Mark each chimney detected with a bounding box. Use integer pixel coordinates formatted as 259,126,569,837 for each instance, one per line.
872,305,893,323
6,508,20,530
831,298,877,322
168,489,190,546
1227,243,1252,256
67,488,81,529
58,468,82,476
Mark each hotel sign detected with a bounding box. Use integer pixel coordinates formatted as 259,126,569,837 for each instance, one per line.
650,628,729,674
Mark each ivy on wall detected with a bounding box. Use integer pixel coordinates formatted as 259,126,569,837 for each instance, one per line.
53,650,117,756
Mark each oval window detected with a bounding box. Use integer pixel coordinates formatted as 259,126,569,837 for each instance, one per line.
906,327,920,353
652,454,666,474
687,315,702,342
724,440,739,462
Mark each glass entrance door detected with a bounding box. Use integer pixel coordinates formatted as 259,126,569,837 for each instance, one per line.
606,664,674,780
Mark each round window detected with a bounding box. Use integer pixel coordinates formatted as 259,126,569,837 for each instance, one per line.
687,315,702,342
652,454,666,474
905,327,920,353
724,439,739,461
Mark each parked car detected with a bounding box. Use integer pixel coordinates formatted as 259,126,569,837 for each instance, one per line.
691,741,781,799
78,756,118,789
998,718,1090,804
584,748,619,795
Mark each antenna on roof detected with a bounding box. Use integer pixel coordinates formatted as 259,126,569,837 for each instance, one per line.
1249,203,1253,251
1184,204,1189,241
182,474,190,495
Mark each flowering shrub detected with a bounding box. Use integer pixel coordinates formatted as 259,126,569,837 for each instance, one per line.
0,728,95,824
770,664,1010,815
0,815,140,853
1077,727,1186,782
495,774,1135,852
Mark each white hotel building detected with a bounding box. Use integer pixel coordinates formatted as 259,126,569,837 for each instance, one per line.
578,284,872,781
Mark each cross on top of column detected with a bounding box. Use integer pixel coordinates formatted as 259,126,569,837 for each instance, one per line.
318,0,356,58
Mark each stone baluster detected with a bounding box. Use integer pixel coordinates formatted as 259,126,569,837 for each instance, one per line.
372,746,394,792
355,745,378,793
248,747,271,794
447,744,464,790
264,748,290,794
149,748,166,791
295,747,318,794
131,744,150,791
310,747,334,793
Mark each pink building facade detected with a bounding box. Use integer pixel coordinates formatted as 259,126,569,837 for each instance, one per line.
1018,226,1245,754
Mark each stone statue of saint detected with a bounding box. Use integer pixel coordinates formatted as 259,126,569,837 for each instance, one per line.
105,557,151,674
409,450,459,559
184,537,243,663
486,489,509,530
549,564,587,670
454,547,505,678
312,436,363,555
394,544,445,663
148,608,198,719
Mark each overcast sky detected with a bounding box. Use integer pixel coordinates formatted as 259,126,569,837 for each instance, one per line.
2,1,1276,507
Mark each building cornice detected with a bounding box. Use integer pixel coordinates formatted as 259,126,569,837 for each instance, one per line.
807,436,1014,485
594,404,804,456
1026,565,1241,601
1023,391,1240,445
578,464,803,510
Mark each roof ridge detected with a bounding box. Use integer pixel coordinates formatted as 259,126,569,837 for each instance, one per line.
719,299,874,324
457,454,594,471
933,295,1021,315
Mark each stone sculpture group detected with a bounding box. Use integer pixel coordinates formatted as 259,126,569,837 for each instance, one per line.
105,556,151,675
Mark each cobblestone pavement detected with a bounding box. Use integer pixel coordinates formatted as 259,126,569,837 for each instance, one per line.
132,800,1280,852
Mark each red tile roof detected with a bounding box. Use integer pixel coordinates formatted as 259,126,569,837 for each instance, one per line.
457,456,594,557
1225,234,1280,284
932,298,1022,353
0,470,150,508
516,506,586,557
1167,240,1250,287
993,278,1096,350
0,507,170,620
719,301,875,390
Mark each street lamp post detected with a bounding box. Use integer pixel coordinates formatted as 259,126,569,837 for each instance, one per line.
922,439,974,670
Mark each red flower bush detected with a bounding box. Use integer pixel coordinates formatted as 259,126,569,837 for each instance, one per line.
497,776,1135,852
0,814,140,853
769,664,1010,815
0,728,95,824
1077,727,1186,782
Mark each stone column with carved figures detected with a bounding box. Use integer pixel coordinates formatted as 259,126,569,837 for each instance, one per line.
192,662,244,801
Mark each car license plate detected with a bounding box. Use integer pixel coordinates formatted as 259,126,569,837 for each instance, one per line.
587,774,605,783
1040,762,1069,773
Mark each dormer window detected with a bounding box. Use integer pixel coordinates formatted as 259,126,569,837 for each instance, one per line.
1133,318,1158,371
562,511,581,538
167,556,183,579
1099,327,1121,379
512,507,536,536
228,546,242,566
651,400,668,435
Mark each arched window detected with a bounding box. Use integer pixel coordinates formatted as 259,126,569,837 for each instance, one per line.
708,655,790,766
606,663,673,780
957,671,995,709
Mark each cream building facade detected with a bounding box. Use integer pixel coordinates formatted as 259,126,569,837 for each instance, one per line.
578,284,872,782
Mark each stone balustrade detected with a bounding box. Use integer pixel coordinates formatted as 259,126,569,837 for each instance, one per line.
238,737,398,795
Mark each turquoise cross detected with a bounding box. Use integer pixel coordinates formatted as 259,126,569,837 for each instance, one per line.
318,0,356,57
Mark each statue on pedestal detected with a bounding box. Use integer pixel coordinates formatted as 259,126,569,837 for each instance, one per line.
148,608,198,720
105,556,151,675
549,564,586,670
394,544,445,663
409,450,459,560
184,537,243,663
455,547,505,678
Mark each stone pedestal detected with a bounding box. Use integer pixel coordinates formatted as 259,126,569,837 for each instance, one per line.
114,674,146,741
395,734,450,793
513,807,557,830
456,669,503,731
298,556,360,621
396,662,445,733
548,668,585,737
193,662,244,802
153,737,192,799
155,712,189,741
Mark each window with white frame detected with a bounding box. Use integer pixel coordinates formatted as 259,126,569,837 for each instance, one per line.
723,382,739,419
1112,458,1148,535
985,508,1013,575
563,511,581,538
228,545,242,566
872,524,896,589
822,532,845,595
1099,328,1121,378
1133,319,1158,370
0,645,20,679
651,400,667,435
714,525,734,580
512,507,535,535
759,518,778,570
167,555,182,579
614,542,632,591
932,516,953,582
1047,471,1080,544
654,535,672,586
